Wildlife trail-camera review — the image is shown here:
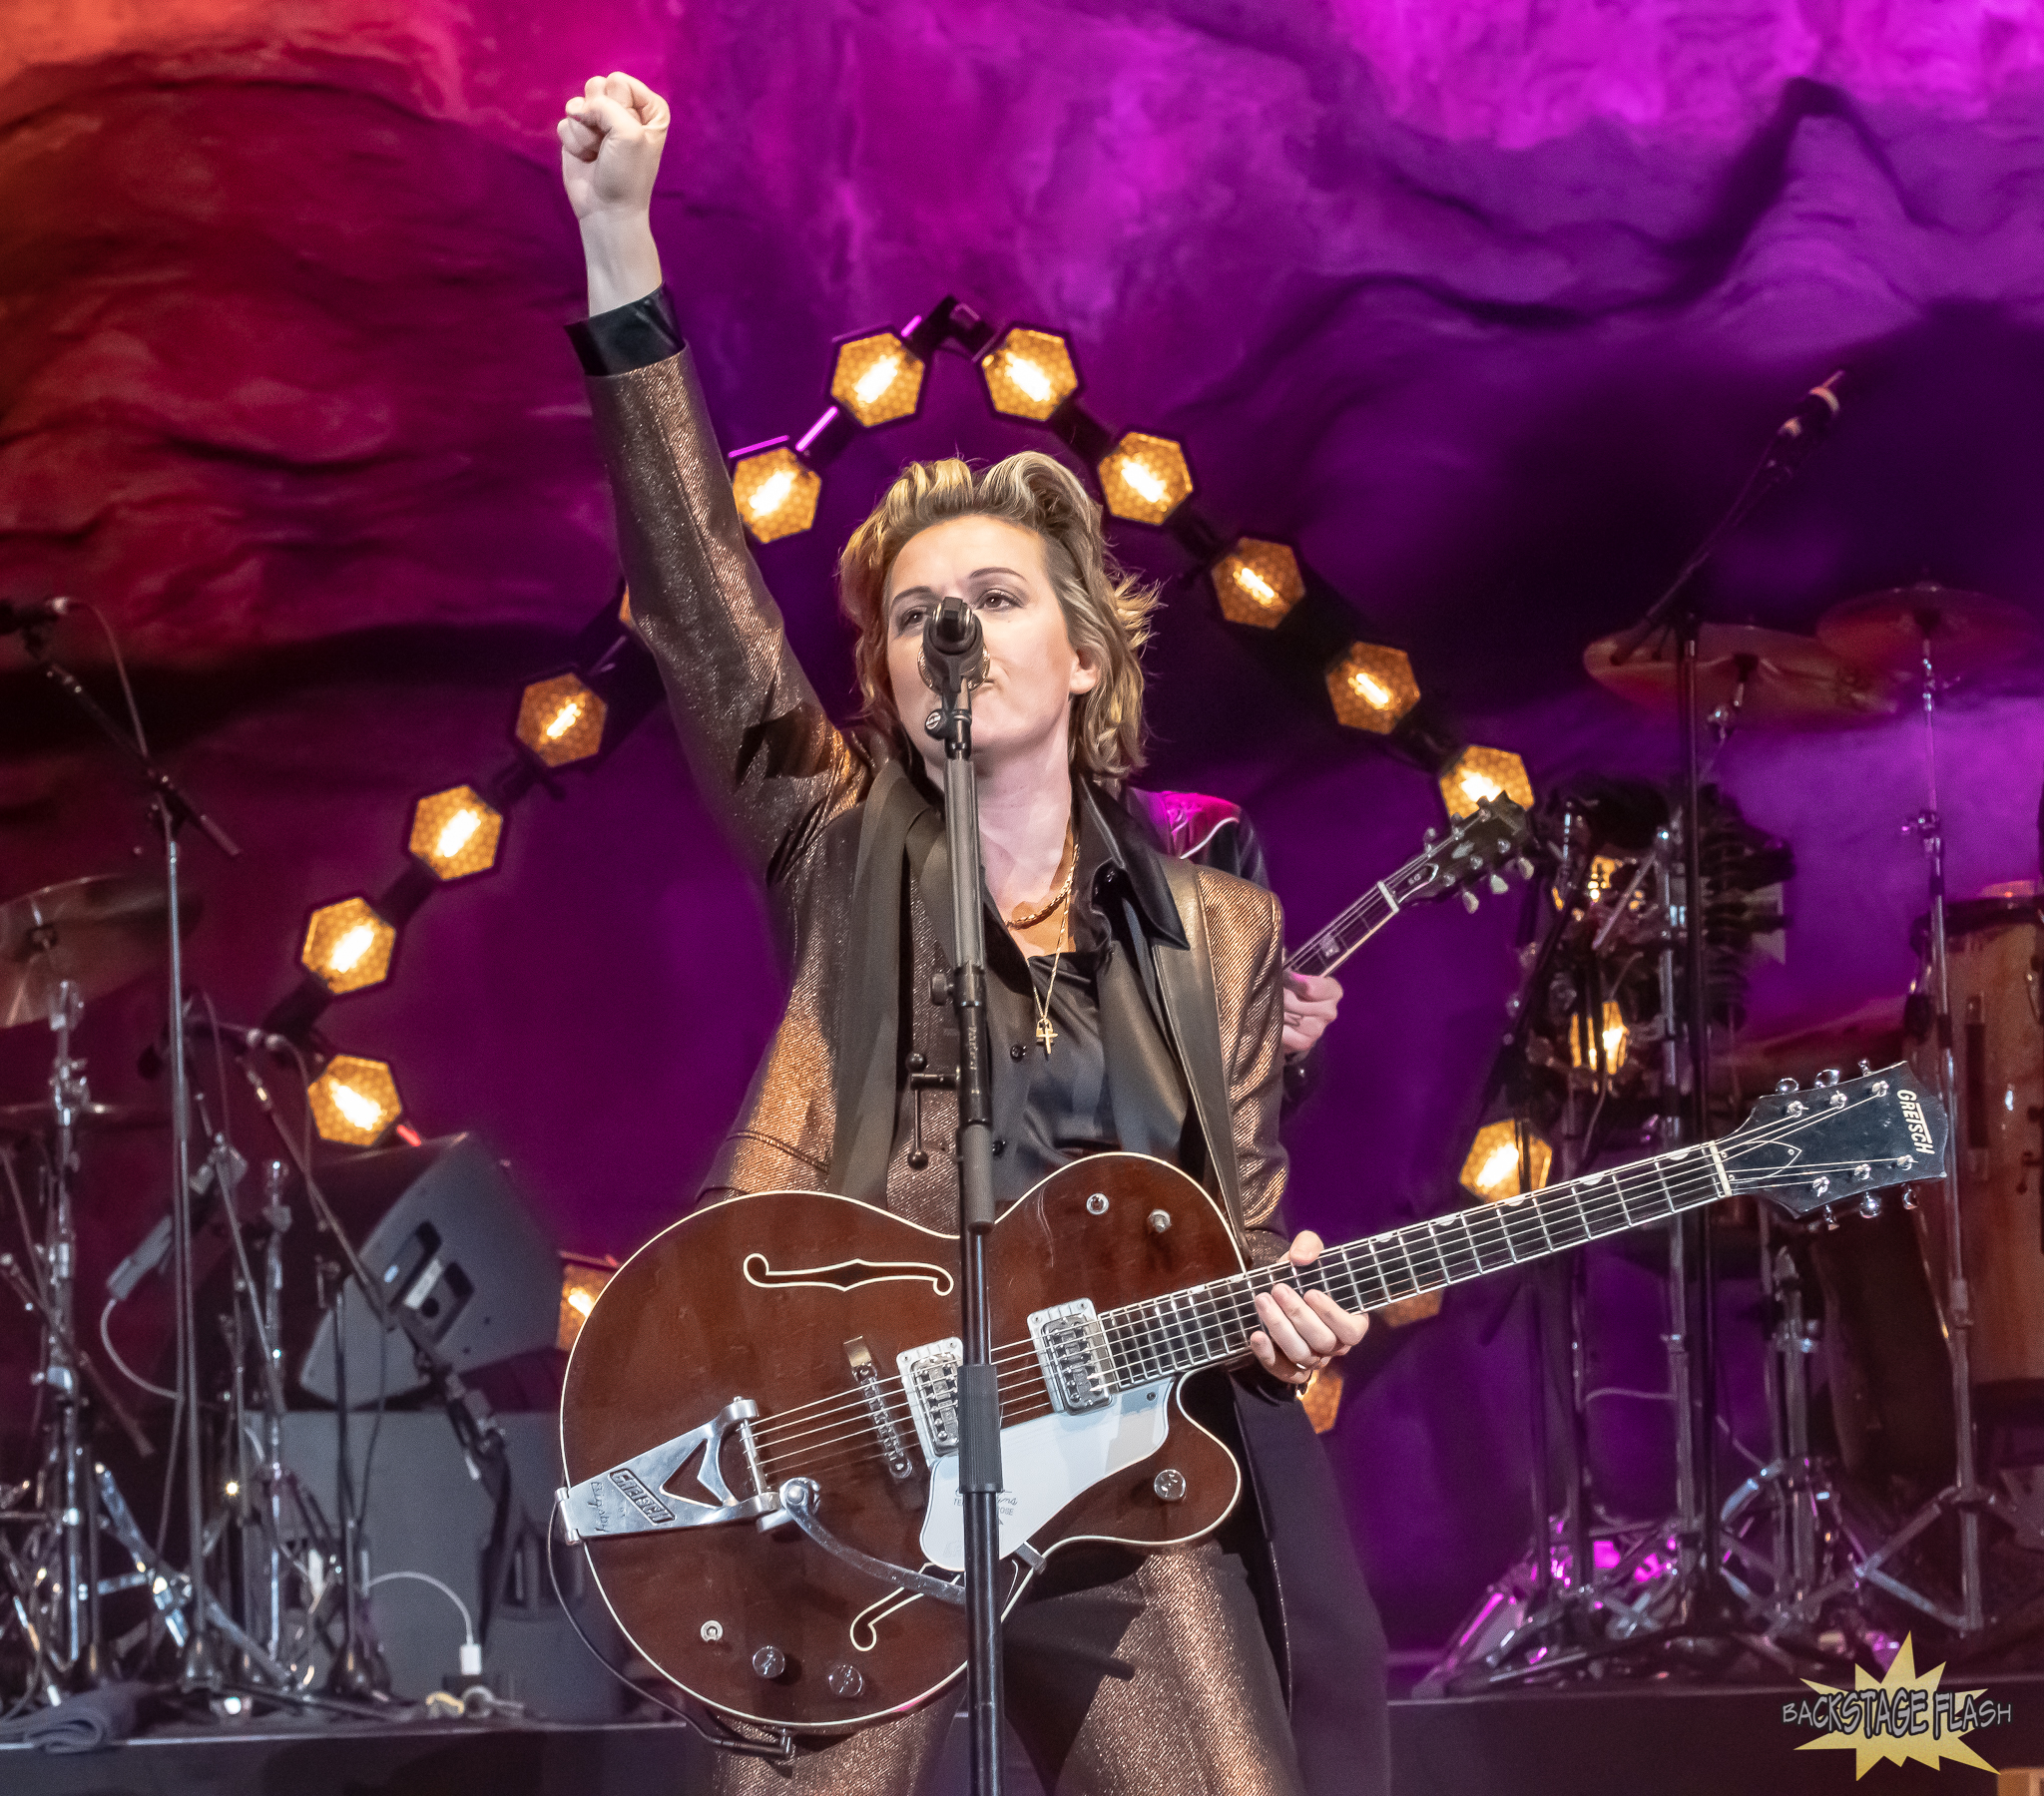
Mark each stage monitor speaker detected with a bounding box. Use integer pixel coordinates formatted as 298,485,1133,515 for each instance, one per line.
279,1411,631,1718
294,1133,560,1407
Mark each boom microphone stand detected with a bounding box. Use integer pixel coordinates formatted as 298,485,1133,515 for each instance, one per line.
22,622,241,1688
1607,369,1844,1632
922,597,1005,1796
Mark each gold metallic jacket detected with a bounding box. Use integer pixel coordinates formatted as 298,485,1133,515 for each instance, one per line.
584,348,1290,1266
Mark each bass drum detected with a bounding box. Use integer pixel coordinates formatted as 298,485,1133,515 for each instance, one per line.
1909,896,2044,1392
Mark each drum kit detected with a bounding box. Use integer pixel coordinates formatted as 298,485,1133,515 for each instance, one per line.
1429,580,2044,1686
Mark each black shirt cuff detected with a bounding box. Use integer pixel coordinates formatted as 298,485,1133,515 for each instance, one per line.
567,286,685,377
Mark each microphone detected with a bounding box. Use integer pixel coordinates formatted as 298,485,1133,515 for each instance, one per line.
1772,370,1845,456
138,1015,295,1079
0,596,73,635
920,597,985,709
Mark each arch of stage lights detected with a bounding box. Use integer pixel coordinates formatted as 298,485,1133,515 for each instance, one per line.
708,296,1535,829
1460,1121,1554,1201
262,298,1542,1165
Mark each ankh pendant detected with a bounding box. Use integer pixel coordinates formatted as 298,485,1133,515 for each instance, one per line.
1035,1016,1058,1052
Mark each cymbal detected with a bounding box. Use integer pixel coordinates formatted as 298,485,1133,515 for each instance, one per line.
1815,583,2041,678
0,1100,168,1138
1585,624,1899,726
0,875,202,1031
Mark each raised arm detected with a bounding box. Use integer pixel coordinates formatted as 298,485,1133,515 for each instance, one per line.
559,74,866,901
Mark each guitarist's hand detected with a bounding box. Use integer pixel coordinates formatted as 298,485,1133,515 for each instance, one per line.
1251,1230,1368,1386
1281,972,1341,1059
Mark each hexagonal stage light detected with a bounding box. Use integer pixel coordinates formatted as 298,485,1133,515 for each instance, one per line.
1212,539,1303,629
830,331,925,427
1572,1000,1630,1074
1327,644,1421,733
1439,745,1533,821
300,898,396,996
516,674,607,768
308,1055,404,1147
1098,432,1193,525
1459,1121,1553,1201
980,326,1080,421
408,786,503,882
731,444,821,543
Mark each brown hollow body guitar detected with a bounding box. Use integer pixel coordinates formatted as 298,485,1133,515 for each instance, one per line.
558,1067,1945,1733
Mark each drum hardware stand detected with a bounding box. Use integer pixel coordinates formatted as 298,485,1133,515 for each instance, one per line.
921,597,1006,1796
0,981,160,1696
22,627,240,1691
1841,631,2044,1633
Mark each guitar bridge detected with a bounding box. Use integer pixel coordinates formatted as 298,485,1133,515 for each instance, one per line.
1028,1300,1113,1413
845,1336,914,1480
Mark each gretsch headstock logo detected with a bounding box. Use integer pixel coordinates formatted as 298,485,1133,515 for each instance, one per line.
1898,1089,1934,1156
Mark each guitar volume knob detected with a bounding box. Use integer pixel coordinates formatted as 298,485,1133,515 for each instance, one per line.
753,1644,786,1680
1153,1468,1186,1503
826,1662,864,1699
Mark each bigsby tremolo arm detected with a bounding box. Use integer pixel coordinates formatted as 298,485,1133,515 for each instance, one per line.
776,1478,965,1605
557,1397,779,1543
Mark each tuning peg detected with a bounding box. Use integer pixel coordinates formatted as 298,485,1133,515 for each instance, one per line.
1775,1078,1799,1094
1815,1067,1841,1088
1857,1193,1882,1219
1511,857,1534,881
1901,1186,1918,1211
1424,828,1438,846
1460,889,1480,913
1821,1207,1841,1232
1487,872,1508,895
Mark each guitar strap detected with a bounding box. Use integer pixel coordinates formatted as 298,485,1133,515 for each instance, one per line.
1151,853,1248,1238
826,757,928,1202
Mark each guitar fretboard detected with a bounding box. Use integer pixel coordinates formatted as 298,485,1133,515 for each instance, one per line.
1095,1139,1729,1388
1284,883,1399,979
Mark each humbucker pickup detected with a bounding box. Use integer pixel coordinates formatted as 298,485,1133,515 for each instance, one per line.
1028,1299,1113,1413
896,1337,963,1463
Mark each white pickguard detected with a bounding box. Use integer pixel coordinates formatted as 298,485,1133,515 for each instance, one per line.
917,1378,1175,1571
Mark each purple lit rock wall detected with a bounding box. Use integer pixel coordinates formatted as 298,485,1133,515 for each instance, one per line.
6,1,2044,1648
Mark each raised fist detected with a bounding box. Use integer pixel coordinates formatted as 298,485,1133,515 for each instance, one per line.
558,72,670,224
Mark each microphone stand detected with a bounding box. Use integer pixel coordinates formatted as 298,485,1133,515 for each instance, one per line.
22,628,240,1691
227,1042,515,1694
1604,373,1842,1634
922,598,1005,1796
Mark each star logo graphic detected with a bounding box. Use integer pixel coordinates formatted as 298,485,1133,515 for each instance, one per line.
1791,1635,1998,1777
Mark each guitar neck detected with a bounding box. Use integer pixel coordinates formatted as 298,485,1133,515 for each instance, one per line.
1096,1137,1729,1388
1284,883,1399,979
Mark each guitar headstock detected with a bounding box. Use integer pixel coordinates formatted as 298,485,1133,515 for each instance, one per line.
1721,1065,1947,1220
1398,796,1533,908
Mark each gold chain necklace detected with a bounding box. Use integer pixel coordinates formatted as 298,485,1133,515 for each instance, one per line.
1009,827,1077,930
1013,826,1077,1054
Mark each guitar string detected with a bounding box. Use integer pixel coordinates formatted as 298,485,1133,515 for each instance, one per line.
751,1154,1728,1465
743,1093,1907,1463
760,1143,1904,1495
740,1091,1909,1464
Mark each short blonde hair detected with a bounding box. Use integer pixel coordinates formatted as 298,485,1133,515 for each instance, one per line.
837,451,1158,781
